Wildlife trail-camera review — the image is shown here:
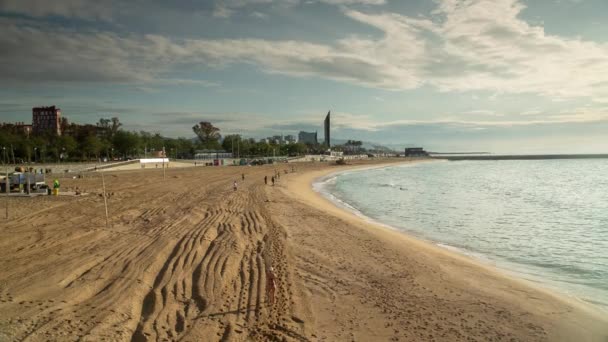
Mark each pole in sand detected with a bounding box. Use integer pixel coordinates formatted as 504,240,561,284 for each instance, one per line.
101,171,109,228
162,146,166,179
5,166,9,220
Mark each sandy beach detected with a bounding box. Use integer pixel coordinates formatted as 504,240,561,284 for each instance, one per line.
0,159,606,341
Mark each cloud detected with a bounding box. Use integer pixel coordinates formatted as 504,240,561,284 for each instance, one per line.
0,0,385,22
425,0,608,100
250,11,268,19
154,79,220,87
0,0,115,21
315,0,385,4
0,20,153,83
3,0,608,103
210,0,383,18
212,6,234,18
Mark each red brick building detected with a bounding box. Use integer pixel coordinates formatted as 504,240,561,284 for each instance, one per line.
0,122,32,136
16,122,32,136
32,106,62,135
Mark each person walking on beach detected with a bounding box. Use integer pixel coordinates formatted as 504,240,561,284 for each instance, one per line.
242,173,245,181
266,266,277,305
233,180,238,191
271,176,275,186
264,176,268,185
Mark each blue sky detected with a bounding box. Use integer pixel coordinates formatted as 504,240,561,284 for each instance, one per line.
1,0,608,153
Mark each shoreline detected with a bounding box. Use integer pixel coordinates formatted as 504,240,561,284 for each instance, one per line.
311,160,608,313
275,159,608,341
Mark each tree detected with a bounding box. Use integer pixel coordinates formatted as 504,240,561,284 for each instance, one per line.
193,122,221,149
30,136,46,163
83,135,104,159
175,138,194,158
57,135,78,161
97,118,111,142
344,140,363,154
0,129,26,163
60,117,70,135
110,117,122,137
112,131,140,158
150,133,165,151
286,142,307,156
97,117,121,142
97,118,110,130
222,134,242,155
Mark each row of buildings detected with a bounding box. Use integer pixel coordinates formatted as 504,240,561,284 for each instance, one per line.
260,134,297,145
257,111,331,147
295,111,331,146
1,106,62,136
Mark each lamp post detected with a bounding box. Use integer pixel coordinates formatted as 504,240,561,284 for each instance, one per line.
33,147,37,163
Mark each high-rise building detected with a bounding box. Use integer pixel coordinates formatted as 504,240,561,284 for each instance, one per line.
271,135,283,144
298,131,318,145
324,111,330,148
284,135,296,144
32,106,62,135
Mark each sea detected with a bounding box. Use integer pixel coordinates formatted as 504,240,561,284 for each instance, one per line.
315,159,608,310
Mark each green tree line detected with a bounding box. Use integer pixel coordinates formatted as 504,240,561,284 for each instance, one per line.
0,118,322,164
0,117,198,163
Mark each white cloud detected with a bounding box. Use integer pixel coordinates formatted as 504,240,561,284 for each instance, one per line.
520,109,543,116
205,0,608,100
3,0,608,104
465,110,502,116
324,106,608,132
250,11,268,19
212,5,234,18
427,0,608,100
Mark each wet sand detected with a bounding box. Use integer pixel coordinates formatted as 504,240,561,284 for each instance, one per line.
0,159,606,341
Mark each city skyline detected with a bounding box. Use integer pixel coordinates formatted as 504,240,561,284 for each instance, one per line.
2,0,608,153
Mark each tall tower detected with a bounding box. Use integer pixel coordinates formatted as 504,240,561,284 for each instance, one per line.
324,111,330,148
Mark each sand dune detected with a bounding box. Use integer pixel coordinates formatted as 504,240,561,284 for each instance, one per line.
0,160,606,341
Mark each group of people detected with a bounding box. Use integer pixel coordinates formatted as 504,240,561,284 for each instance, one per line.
234,166,299,191
263,174,277,186
263,167,297,186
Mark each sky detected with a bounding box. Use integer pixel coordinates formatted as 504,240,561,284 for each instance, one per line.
1,0,608,153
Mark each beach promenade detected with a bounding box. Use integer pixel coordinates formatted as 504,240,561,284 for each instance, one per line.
0,160,606,341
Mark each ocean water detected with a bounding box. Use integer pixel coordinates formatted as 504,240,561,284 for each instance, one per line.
317,160,608,309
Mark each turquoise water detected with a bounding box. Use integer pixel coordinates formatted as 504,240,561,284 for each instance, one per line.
317,160,608,309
